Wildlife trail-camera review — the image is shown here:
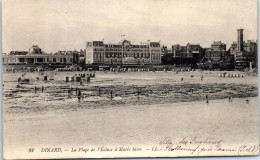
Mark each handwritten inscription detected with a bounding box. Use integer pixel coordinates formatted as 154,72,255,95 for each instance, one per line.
238,145,259,154
157,136,258,155
27,136,258,156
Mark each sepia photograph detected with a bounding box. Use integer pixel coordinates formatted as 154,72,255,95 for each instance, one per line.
2,0,259,159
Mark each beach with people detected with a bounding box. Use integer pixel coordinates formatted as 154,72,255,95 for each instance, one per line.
2,70,258,113
2,70,258,158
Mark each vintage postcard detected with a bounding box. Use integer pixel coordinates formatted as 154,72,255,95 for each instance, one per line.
2,0,259,159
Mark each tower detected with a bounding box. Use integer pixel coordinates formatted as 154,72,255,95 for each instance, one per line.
237,29,244,51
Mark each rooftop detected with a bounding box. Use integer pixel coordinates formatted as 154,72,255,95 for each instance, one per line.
212,41,226,46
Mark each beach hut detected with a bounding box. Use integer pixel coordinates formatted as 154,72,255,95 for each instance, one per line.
87,76,90,82
76,76,81,82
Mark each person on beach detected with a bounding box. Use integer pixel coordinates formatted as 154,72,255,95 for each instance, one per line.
98,87,101,96
34,86,37,93
68,89,72,98
110,91,113,100
206,95,209,104
137,91,141,100
78,90,82,102
228,96,233,102
41,86,44,92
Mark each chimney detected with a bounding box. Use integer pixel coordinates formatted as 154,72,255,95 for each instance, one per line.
237,29,244,51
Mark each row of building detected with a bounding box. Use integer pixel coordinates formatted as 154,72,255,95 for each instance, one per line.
162,29,257,70
2,29,258,70
200,29,257,70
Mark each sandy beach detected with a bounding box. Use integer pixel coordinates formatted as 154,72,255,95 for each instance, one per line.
2,70,259,158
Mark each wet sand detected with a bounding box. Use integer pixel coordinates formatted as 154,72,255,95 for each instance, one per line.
2,71,258,114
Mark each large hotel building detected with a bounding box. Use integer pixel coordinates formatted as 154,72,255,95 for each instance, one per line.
85,40,161,65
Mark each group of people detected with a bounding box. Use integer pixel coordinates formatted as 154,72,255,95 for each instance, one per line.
33,86,44,93
206,95,249,104
68,87,83,102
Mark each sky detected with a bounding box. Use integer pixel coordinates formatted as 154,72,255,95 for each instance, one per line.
2,0,258,53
